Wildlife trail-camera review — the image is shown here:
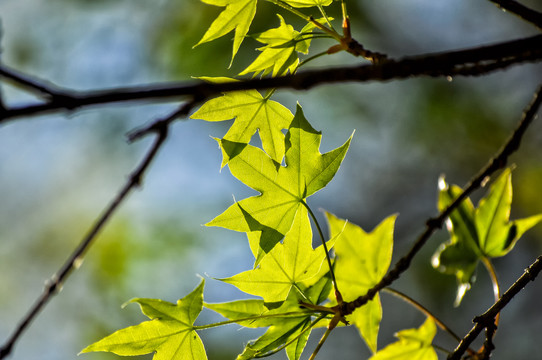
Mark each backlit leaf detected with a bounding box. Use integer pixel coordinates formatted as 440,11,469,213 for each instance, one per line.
432,180,480,306
326,213,396,353
474,168,542,257
369,317,437,360
239,15,313,77
207,104,352,261
195,0,257,63
207,281,332,360
190,77,293,165
81,280,207,360
219,207,333,302
432,169,542,305
205,299,267,328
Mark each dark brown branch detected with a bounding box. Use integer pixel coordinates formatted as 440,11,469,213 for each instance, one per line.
341,82,542,316
1,34,541,123
0,65,74,100
127,100,200,142
448,255,542,360
480,321,497,360
0,103,196,359
488,0,542,30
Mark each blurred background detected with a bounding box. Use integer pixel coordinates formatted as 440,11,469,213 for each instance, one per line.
0,0,541,359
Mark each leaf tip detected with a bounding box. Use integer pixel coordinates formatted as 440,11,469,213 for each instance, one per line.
438,175,448,191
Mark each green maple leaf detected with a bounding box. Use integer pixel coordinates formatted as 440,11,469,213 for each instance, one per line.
81,280,207,360
195,0,257,63
239,15,314,77
326,212,396,354
432,168,542,305
206,275,333,360
474,168,542,257
190,77,293,165
207,104,352,262
369,317,437,360
219,206,333,302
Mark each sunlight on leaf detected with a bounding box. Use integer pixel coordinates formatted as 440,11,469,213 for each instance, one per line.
205,299,267,328
191,77,293,165
369,317,438,360
81,280,207,360
195,0,257,63
326,213,396,353
219,207,333,302
432,176,485,306
239,15,313,77
207,282,332,360
475,168,542,257
432,168,542,305
207,104,352,262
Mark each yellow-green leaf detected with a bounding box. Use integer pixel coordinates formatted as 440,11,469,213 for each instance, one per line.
81,280,207,360
475,168,542,257
326,213,396,353
219,207,333,302
195,0,257,63
190,77,293,165
239,15,312,77
235,290,325,360
432,169,542,305
207,284,331,360
369,317,438,360
207,104,352,261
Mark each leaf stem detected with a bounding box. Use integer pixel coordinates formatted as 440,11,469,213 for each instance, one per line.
316,4,336,31
297,32,334,41
341,0,348,23
303,201,342,302
481,256,501,303
194,310,315,331
263,88,276,99
383,288,479,356
298,50,331,68
481,256,501,329
383,288,460,343
308,313,340,360
265,0,342,41
254,314,327,358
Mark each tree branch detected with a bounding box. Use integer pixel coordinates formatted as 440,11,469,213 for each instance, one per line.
0,65,72,100
341,82,542,316
447,255,542,360
488,0,542,30
0,103,194,359
1,34,541,123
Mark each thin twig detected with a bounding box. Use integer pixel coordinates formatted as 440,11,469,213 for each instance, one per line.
0,103,195,359
127,101,197,142
488,0,542,30
341,83,542,316
0,34,541,123
448,255,542,360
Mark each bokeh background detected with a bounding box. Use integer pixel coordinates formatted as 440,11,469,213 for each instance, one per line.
1,0,541,359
